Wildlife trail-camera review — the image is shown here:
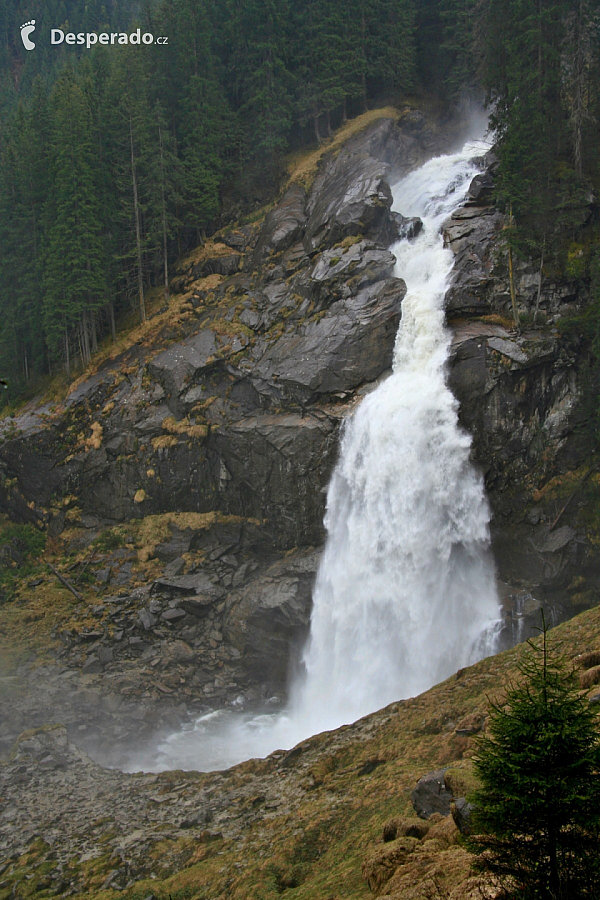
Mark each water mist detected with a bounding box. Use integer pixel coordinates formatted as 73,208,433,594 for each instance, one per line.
125,133,502,774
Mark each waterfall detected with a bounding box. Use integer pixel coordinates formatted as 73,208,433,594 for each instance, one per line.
287,138,501,737
126,135,502,774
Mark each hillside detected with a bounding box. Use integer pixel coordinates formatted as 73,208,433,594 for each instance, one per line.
1,100,599,748
1,39,600,900
2,603,600,900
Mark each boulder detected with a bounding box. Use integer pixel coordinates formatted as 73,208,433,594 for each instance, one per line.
468,171,494,201
390,212,422,242
308,242,397,309
223,550,318,687
411,769,453,819
443,206,504,316
148,329,220,398
253,184,307,262
452,797,474,835
192,253,241,278
253,278,405,401
304,155,395,252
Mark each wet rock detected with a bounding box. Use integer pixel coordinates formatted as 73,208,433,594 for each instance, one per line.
224,550,318,688
468,171,494,201
148,329,220,399
390,212,422,242
161,608,187,623
82,655,103,674
163,557,186,578
443,205,504,316
253,184,307,262
254,278,405,401
308,241,396,309
452,797,474,835
138,609,157,631
214,415,337,547
411,769,453,819
304,156,395,252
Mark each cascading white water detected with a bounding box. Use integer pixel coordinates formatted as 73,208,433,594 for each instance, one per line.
125,134,502,774
287,138,501,737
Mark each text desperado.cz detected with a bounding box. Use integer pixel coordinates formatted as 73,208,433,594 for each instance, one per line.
51,29,168,48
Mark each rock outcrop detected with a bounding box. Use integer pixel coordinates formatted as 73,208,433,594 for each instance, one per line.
0,107,598,755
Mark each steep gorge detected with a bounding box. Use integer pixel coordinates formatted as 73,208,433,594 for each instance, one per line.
0,106,598,769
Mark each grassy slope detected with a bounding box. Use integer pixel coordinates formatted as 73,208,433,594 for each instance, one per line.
3,605,595,900
154,606,600,900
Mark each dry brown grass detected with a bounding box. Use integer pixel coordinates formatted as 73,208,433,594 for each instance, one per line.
151,434,179,450
132,511,261,563
285,106,401,189
574,649,600,669
176,240,237,272
84,422,103,451
161,415,209,440
580,664,600,689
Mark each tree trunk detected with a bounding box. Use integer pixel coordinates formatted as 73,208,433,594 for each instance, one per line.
163,207,170,302
326,109,332,137
533,240,545,325
79,313,91,368
508,246,520,333
158,119,170,303
107,301,116,342
90,309,98,354
130,113,146,324
313,114,322,144
64,327,70,378
507,205,521,334
341,96,347,124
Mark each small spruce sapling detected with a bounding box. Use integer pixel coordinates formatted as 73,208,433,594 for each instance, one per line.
466,614,600,899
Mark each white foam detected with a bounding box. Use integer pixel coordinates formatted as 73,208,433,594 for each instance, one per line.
124,136,502,774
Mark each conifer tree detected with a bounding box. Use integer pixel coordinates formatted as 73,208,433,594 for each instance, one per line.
220,0,292,165
43,70,107,373
364,0,416,98
0,83,50,387
148,101,181,300
103,47,155,323
467,620,600,899
482,0,569,242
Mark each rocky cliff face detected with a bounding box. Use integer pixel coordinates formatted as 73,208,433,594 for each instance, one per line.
0,109,597,758
442,174,598,638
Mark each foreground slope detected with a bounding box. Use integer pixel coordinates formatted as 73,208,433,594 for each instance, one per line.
2,605,600,900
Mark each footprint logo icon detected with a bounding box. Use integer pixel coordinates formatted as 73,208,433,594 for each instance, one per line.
20,20,36,50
